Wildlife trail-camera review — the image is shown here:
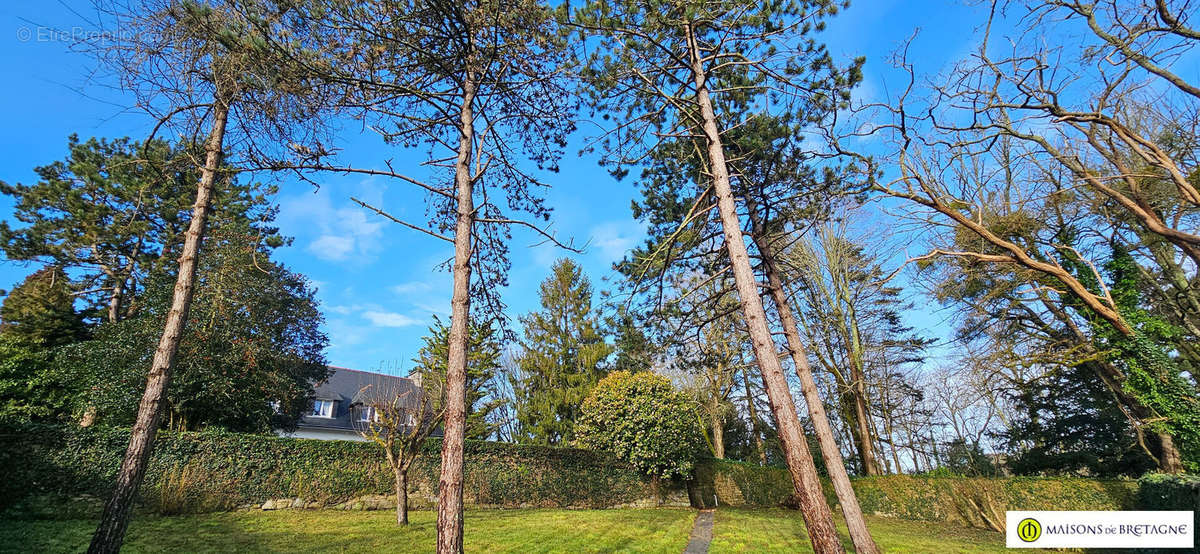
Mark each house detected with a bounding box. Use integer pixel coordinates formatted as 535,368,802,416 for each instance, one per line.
279,365,428,441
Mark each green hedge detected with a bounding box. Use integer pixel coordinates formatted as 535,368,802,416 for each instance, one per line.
1137,473,1200,533
846,475,1137,530
690,458,1139,530
0,423,671,516
2,423,1167,529
689,458,793,509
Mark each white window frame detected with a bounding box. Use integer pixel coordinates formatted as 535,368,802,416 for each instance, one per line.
311,399,334,418
358,406,377,423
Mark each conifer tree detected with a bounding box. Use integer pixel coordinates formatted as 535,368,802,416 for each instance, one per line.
277,3,578,548
513,259,612,445
0,135,283,324
412,316,504,441
0,266,86,423
573,0,869,550
0,266,86,349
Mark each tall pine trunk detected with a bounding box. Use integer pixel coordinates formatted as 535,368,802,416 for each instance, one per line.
88,96,230,554
686,25,843,554
746,205,880,554
436,78,477,554
1159,433,1184,473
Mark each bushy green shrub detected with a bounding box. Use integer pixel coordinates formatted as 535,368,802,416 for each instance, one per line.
575,371,703,480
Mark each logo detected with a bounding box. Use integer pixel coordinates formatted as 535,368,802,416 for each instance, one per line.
1007,511,1192,549
1017,518,1042,543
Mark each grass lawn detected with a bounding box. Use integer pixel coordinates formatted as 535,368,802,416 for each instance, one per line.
709,508,1075,553
0,507,1081,553
0,508,695,553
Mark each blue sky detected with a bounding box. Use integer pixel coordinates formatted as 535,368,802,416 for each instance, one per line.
0,0,986,373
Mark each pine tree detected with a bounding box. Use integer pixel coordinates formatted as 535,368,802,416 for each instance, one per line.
0,266,86,423
412,316,504,441
573,0,867,549
0,266,85,349
513,259,612,445
0,135,282,324
607,309,654,374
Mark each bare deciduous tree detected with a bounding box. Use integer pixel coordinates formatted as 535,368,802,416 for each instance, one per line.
355,377,446,525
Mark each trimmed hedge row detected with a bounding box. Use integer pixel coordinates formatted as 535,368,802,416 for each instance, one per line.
0,424,674,516
689,458,794,508
4,423,1183,531
845,475,1137,530
691,458,1142,531
1138,473,1200,533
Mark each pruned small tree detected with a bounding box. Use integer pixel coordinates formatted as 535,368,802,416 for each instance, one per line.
355,377,446,526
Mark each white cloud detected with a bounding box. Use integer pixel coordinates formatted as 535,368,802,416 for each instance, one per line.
363,310,423,328
391,281,433,295
327,304,356,315
588,220,647,263
414,301,451,317
309,235,356,260
324,317,369,348
278,186,385,263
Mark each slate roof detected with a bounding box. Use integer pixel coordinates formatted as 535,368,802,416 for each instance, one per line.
297,366,424,433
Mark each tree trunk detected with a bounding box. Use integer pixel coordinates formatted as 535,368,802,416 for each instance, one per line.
107,278,125,324
106,248,138,324
851,384,879,476
711,402,726,459
743,369,767,465
908,430,922,473
88,97,230,554
436,78,477,554
842,298,880,477
685,25,843,554
1158,431,1184,474
396,469,409,525
746,205,880,554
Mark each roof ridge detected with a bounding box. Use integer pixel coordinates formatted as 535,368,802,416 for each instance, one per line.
326,365,414,380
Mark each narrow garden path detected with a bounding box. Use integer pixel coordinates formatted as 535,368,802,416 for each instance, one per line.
683,509,715,554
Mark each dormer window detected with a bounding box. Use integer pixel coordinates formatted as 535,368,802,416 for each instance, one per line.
311,399,335,418
358,406,377,423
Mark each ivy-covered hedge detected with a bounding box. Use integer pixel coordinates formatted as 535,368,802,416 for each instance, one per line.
0,423,674,516
1137,473,1200,533
846,475,1137,529
3,423,1163,528
690,458,1139,530
689,458,793,508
